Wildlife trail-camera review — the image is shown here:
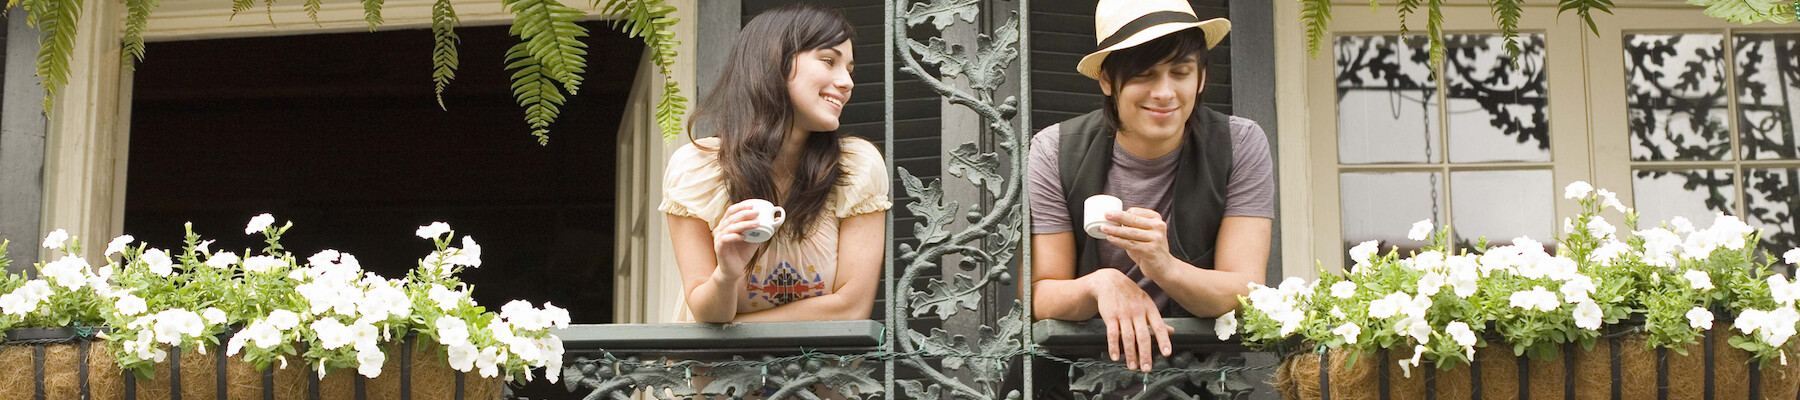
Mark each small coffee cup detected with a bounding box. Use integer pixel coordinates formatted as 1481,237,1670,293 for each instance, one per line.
738,199,787,243
1083,194,1123,239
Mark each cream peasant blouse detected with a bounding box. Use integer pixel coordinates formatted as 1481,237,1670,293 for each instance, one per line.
660,136,892,314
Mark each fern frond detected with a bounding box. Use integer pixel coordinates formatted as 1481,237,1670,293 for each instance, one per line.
1427,0,1445,70
1396,0,1423,33
30,0,81,112
1301,0,1332,58
1558,0,1614,37
505,42,567,145
432,0,460,109
361,0,383,30
121,0,159,69
504,0,588,94
229,0,253,18
1489,0,1524,60
597,0,685,140
304,0,322,25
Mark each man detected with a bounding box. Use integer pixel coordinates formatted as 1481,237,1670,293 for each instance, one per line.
1028,0,1275,375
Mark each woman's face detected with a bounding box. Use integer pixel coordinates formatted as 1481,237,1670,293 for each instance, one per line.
787,40,855,133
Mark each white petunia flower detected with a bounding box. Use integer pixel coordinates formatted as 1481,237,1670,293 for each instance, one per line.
42,255,91,290
202,308,227,326
1670,216,1695,234
436,316,472,346
242,255,284,273
1636,228,1682,268
1333,322,1361,345
1573,301,1603,330
445,236,482,268
206,251,239,269
1400,345,1427,378
313,319,355,350
246,213,276,235
196,240,214,256
115,294,147,317
105,235,134,257
1560,275,1597,304
416,222,451,240
1596,188,1626,212
141,249,173,277
1408,220,1433,241
442,343,477,372
1396,316,1431,344
1590,240,1631,266
1587,216,1617,240
1772,275,1800,306
1446,321,1477,347
1511,286,1560,312
266,309,300,331
542,302,571,329
1564,181,1593,199
1349,240,1380,269
1402,293,1433,319
476,347,501,378
1369,292,1409,319
1330,281,1357,299
1684,270,1714,291
1688,307,1715,330
356,348,386,378
1214,310,1238,341
1786,248,1800,265
41,229,69,250
1417,273,1445,297
152,309,204,345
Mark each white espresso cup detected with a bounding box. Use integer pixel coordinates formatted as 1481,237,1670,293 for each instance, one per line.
739,199,787,243
1083,194,1123,239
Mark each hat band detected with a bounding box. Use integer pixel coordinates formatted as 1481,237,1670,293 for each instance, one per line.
1095,11,1202,51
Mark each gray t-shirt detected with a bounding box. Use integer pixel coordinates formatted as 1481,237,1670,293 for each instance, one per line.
1026,116,1275,314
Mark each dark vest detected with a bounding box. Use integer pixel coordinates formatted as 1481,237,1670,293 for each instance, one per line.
1056,107,1235,316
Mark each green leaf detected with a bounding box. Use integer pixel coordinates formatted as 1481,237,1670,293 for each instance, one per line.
30,0,82,112
1557,0,1615,37
432,0,461,109
503,0,590,143
303,0,322,25
595,1,685,142
1489,0,1524,60
121,0,160,69
1301,0,1333,58
361,0,384,30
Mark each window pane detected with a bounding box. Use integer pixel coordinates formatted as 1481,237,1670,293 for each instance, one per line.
1451,170,1554,246
1446,34,1551,163
1625,33,1731,161
1337,35,1440,164
1632,168,1737,229
1735,33,1800,160
1341,171,1445,260
1745,168,1800,258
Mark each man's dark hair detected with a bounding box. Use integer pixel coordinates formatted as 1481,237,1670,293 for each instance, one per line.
1099,28,1211,131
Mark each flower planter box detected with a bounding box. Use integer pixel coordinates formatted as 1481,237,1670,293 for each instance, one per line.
0,328,502,400
1271,324,1800,400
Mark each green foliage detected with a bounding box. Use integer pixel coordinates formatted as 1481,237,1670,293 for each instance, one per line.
121,0,160,69
304,0,323,25
1557,0,1615,36
595,0,686,142
1689,0,1798,24
1489,0,1524,60
361,0,385,31
502,0,588,144
22,0,82,112
1301,0,1332,58
432,0,460,109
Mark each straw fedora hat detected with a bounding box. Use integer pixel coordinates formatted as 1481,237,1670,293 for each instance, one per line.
1076,0,1231,80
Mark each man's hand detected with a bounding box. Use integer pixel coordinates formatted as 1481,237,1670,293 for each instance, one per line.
1100,208,1176,275
1082,268,1172,372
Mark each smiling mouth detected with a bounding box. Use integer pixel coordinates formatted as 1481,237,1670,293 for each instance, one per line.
823,96,845,108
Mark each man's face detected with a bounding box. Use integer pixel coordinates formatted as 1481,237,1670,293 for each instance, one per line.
1101,56,1204,142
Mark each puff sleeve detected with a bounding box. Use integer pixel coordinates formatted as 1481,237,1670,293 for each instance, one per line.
833,138,892,217
659,138,732,227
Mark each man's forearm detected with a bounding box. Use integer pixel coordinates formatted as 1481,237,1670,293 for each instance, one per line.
1142,261,1257,318
1031,277,1100,321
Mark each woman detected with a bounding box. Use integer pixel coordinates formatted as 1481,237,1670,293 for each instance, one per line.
662,3,889,324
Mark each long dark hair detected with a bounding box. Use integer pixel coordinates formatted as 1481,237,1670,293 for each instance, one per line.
1100,28,1210,132
688,3,856,241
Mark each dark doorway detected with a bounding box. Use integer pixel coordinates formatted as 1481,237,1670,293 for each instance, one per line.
123,22,642,324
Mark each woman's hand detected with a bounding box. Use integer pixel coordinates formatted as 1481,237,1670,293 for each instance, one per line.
1082,268,1172,372
712,201,767,281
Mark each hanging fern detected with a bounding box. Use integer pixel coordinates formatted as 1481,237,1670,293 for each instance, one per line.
1426,0,1444,70
1489,0,1524,60
1558,0,1614,36
361,0,384,30
1395,0,1422,33
432,0,460,109
121,0,159,69
1301,0,1332,58
595,0,685,141
1689,0,1797,24
501,0,588,143
304,0,323,25
229,0,254,18
24,0,81,112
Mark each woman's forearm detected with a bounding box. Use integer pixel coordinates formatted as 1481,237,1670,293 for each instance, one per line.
687,268,747,323
731,292,870,322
